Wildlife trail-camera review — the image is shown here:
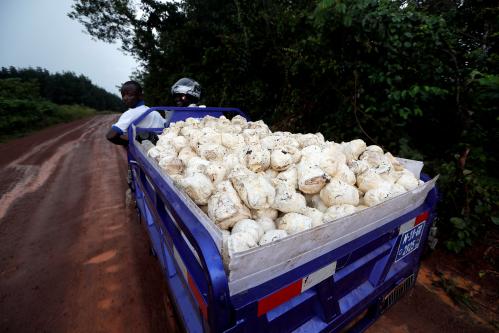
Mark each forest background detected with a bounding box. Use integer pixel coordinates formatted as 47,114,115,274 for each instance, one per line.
1,0,496,318
0,67,123,140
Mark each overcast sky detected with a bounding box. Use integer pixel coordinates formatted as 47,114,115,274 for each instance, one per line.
0,0,138,96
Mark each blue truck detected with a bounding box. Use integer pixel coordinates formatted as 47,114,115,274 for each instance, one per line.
127,106,438,333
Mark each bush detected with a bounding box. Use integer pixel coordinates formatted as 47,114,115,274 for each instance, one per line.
68,0,499,253
0,97,96,141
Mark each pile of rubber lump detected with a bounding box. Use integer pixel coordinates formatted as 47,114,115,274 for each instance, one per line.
144,115,424,252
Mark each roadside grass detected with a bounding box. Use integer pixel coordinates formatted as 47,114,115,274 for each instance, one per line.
0,100,99,143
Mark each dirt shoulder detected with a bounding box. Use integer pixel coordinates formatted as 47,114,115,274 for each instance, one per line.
369,245,498,332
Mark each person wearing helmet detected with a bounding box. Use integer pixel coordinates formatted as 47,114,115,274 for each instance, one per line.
171,77,202,107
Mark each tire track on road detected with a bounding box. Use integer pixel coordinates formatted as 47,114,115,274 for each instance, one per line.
1,114,171,333
0,117,104,222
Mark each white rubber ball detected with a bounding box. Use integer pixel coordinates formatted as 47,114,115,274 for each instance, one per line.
259,230,289,246
232,219,265,243
277,213,312,235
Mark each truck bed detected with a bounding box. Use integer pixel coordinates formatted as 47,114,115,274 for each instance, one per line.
127,106,438,333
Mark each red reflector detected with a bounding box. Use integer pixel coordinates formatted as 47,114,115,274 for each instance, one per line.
188,273,208,320
415,211,429,225
257,280,302,317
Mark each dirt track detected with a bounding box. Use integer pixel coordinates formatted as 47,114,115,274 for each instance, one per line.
0,116,176,333
0,115,495,333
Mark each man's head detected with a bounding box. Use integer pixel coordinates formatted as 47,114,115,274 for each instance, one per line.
121,81,143,108
171,77,201,107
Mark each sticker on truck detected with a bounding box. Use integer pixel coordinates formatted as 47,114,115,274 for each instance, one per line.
257,261,336,317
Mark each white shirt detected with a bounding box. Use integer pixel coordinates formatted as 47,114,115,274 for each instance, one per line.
112,104,165,134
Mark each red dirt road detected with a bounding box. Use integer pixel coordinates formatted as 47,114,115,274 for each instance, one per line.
0,116,176,333
0,116,495,333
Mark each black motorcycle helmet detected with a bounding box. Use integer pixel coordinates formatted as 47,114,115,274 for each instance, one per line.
171,77,201,106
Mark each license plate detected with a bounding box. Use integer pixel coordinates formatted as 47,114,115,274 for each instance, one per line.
395,222,426,262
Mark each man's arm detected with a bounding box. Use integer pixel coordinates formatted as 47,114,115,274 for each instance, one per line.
106,127,129,146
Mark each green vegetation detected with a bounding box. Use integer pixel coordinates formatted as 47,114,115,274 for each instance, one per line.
69,0,498,253
0,67,124,111
0,98,96,141
0,76,96,142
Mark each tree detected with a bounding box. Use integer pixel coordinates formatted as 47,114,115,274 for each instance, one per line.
0,67,124,111
69,0,498,252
